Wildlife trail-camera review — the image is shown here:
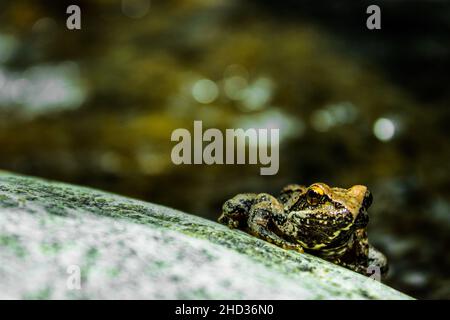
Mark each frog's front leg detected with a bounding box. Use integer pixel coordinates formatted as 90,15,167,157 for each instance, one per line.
351,228,388,278
248,193,304,253
218,193,257,229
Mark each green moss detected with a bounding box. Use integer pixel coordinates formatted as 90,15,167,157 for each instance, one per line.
106,267,121,278
0,194,19,208
40,242,62,255
23,287,52,300
0,234,27,258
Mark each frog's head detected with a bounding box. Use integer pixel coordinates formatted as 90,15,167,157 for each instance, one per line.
290,183,372,250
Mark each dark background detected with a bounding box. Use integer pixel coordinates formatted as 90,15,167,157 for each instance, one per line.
0,0,449,299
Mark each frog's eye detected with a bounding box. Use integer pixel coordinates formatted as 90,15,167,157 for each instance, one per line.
306,186,324,205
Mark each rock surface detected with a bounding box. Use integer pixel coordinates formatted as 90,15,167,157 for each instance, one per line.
0,171,412,299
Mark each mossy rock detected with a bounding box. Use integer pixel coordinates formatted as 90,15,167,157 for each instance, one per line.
0,171,412,299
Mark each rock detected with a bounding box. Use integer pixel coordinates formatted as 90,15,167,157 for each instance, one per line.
0,171,412,299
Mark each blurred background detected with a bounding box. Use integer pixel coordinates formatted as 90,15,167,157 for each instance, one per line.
0,0,449,299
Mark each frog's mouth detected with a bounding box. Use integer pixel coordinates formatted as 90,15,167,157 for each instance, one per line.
293,213,354,249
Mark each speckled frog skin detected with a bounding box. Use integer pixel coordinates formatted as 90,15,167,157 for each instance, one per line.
218,183,388,277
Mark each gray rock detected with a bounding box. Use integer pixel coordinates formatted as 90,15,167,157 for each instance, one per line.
0,171,412,299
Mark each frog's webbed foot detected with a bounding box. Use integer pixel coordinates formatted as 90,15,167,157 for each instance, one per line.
368,245,388,278
248,193,304,254
352,229,388,278
337,245,388,279
218,193,257,229
279,240,305,253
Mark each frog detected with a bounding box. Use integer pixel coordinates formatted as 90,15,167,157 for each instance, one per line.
218,183,388,278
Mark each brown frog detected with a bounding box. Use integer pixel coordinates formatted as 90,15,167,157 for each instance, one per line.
218,183,388,278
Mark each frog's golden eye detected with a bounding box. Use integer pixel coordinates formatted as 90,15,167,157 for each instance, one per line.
306,186,324,205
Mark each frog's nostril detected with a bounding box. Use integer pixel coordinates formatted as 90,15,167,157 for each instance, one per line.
363,191,373,209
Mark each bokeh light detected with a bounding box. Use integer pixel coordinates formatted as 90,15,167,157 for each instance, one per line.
240,77,274,111
192,79,219,104
0,62,86,115
373,118,396,141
